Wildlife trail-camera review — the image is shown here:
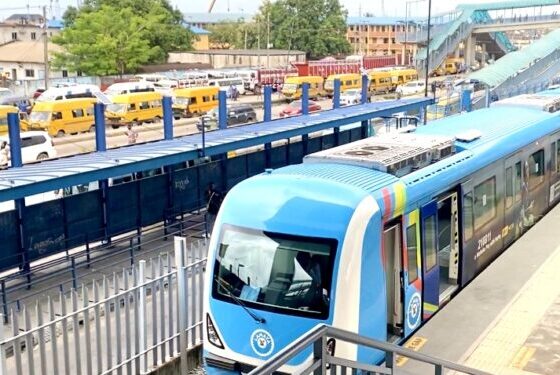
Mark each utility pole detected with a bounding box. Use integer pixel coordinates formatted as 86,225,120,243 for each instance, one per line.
43,5,49,89
424,0,432,98
266,11,270,68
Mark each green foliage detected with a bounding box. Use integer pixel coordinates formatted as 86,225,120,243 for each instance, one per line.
253,0,351,59
207,21,252,49
53,0,193,75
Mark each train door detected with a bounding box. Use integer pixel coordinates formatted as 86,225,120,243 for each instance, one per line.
504,154,523,245
436,192,459,303
420,201,439,319
383,222,404,339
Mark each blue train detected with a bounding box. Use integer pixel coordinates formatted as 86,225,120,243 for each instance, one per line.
203,91,560,373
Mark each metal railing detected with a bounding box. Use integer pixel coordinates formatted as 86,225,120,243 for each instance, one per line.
0,236,206,375
249,324,491,375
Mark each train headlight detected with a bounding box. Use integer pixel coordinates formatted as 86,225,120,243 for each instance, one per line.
206,314,224,349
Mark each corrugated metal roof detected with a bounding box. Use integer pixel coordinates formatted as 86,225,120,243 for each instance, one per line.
469,28,560,87
187,25,210,35
273,163,398,194
346,16,423,26
0,97,432,202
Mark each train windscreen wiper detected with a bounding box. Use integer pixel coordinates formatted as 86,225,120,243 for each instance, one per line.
215,277,266,324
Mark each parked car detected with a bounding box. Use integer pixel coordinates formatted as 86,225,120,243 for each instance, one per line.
196,104,257,131
339,89,363,106
279,100,322,117
0,131,56,164
396,80,426,97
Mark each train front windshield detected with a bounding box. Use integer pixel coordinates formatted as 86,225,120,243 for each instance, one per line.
212,225,337,319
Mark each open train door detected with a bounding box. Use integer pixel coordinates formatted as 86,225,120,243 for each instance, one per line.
420,201,439,319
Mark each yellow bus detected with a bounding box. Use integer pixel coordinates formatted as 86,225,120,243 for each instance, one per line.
282,76,325,100
389,68,418,86
27,98,96,137
368,71,394,94
173,86,219,119
105,92,163,128
434,57,464,76
324,73,361,96
0,105,28,135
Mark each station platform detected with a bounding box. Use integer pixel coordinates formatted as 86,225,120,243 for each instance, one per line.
398,204,560,375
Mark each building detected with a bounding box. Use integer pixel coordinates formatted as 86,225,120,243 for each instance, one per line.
0,41,76,81
0,13,62,45
168,49,305,69
183,12,252,30
188,25,211,50
346,16,422,65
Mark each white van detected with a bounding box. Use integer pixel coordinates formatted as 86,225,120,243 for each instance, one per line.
134,74,167,83
208,78,246,96
104,82,155,97
36,84,101,102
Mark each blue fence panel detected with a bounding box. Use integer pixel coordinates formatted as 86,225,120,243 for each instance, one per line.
197,160,225,203
321,133,336,150
349,127,362,142
0,210,21,270
107,181,140,236
23,200,65,261
270,144,288,169
226,155,248,190
307,136,322,155
140,174,168,227
172,167,200,214
339,129,351,145
288,141,304,165
64,190,104,248
247,150,266,177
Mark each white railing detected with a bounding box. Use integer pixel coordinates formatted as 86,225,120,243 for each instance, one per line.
0,236,207,375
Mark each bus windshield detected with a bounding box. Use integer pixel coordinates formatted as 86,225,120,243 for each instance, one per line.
282,83,298,92
30,111,50,122
106,104,127,114
174,97,190,105
212,225,336,319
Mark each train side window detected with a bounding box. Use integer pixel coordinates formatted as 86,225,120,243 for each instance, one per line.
473,177,497,229
406,224,418,283
514,162,522,202
528,150,545,190
552,142,557,175
424,216,437,271
463,192,473,240
505,167,513,208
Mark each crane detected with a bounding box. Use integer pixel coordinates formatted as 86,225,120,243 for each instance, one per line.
208,0,217,13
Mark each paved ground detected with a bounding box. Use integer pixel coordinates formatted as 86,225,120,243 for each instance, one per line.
399,204,560,375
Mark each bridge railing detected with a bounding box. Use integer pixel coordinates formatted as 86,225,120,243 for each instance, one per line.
248,324,491,375
0,236,206,375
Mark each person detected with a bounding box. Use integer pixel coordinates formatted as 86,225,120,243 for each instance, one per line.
205,183,223,237
124,123,138,145
232,85,238,101
228,85,234,99
296,252,327,310
0,141,9,169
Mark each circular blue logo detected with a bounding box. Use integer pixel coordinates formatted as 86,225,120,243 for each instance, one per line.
407,293,422,331
250,329,275,357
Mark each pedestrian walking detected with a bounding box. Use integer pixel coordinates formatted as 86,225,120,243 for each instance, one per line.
0,141,10,169
124,123,138,145
205,182,223,237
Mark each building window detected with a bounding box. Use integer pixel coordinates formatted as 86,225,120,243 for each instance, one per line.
77,71,83,77
62,70,68,78
25,69,34,78
11,32,17,40
383,38,389,44
31,32,36,40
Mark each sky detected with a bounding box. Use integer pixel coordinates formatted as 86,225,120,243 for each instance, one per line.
0,0,501,21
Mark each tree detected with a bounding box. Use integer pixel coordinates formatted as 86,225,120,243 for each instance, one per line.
207,21,248,49
252,0,351,59
52,6,160,76
53,0,193,75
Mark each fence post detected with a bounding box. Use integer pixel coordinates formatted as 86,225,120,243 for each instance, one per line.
302,83,310,115
264,85,272,122
0,281,7,324
71,256,78,290
0,309,5,375
174,237,188,375
94,103,107,152
312,336,327,375
85,234,91,268
163,96,174,140
139,260,147,374
332,79,341,109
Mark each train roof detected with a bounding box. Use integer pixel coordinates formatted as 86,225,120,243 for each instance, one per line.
273,96,560,206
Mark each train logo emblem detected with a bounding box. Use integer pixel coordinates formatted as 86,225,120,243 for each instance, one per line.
250,329,275,357
407,293,421,330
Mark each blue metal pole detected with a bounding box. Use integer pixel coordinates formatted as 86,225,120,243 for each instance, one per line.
93,103,106,152
162,96,173,140
218,90,227,130
264,85,272,122
461,89,472,112
7,113,22,168
302,83,310,115
361,74,369,104
332,79,341,109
